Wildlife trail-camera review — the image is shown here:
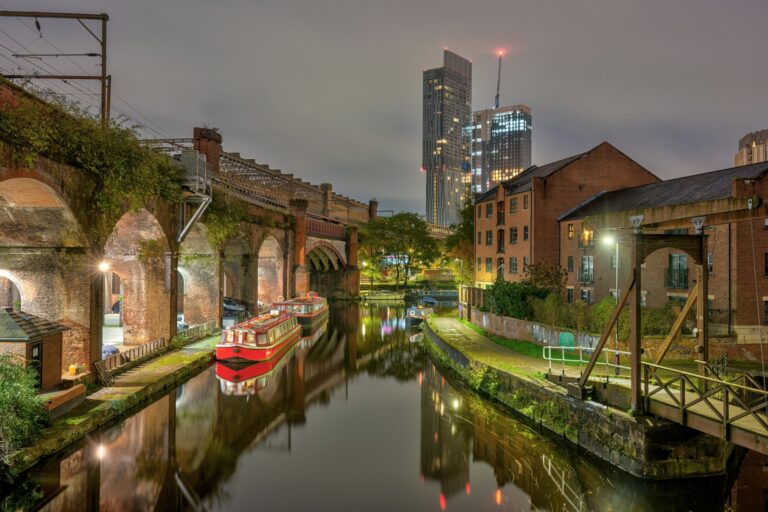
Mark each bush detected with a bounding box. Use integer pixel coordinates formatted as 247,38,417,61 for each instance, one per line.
0,355,48,465
486,280,548,319
589,296,630,340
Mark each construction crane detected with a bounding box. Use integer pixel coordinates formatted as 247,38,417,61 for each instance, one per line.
494,50,503,109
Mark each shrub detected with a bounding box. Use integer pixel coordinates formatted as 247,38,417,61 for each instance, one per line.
0,355,48,466
486,280,548,319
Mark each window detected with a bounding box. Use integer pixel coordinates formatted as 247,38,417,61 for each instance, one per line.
477,231,482,244
485,257,492,273
580,289,593,304
610,253,618,270
486,203,493,218
666,254,688,289
497,229,505,253
567,224,575,239
664,228,689,235
486,230,493,245
497,201,505,225
477,205,481,219
510,256,518,273
580,256,594,283
764,252,768,276
523,194,529,210
523,225,529,241
477,257,481,268
567,256,574,273
567,288,574,304
523,256,529,271
497,257,505,277
579,229,594,248
764,300,768,325
509,198,518,214
708,252,713,274
510,227,518,244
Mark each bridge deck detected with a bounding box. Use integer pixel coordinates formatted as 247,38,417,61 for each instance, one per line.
642,381,768,454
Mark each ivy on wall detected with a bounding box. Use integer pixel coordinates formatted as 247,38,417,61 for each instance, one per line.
0,92,183,243
203,188,247,249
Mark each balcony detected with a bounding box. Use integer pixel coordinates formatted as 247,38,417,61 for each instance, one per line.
665,268,689,289
497,213,505,226
497,243,505,254
579,269,594,284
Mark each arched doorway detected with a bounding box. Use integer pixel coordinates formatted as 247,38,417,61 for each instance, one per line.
257,236,284,306
103,209,171,346
0,274,22,309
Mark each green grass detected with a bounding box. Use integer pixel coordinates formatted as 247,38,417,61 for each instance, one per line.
458,318,582,365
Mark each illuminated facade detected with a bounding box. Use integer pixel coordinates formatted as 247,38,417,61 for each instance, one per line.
735,129,768,166
469,105,532,194
423,49,472,227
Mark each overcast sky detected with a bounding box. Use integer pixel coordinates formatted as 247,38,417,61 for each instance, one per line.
2,1,767,214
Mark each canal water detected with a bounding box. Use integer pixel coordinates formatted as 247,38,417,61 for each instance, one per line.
1,303,752,511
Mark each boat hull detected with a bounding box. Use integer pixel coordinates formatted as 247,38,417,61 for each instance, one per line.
216,325,301,362
296,306,329,334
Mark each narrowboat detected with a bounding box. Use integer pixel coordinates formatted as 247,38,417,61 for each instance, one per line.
216,312,301,362
273,292,329,333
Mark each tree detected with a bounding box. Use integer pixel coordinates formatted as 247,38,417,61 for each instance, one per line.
0,355,48,470
444,201,474,285
525,261,567,295
384,213,439,288
358,217,393,288
486,280,548,319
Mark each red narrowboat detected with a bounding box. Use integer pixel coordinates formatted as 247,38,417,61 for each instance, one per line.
273,292,329,333
216,312,301,362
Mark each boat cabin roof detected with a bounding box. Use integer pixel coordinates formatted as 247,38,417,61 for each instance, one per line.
274,295,326,305
231,313,294,333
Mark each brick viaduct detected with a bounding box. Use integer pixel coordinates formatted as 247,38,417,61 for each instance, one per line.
0,127,374,375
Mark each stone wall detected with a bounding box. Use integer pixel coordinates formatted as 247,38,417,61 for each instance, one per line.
423,320,730,479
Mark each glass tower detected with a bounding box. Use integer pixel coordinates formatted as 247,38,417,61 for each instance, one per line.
422,50,472,227
469,105,532,194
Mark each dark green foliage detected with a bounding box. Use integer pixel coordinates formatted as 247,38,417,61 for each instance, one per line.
0,93,183,243
444,201,474,285
486,280,548,319
524,261,567,295
203,189,247,249
0,355,48,467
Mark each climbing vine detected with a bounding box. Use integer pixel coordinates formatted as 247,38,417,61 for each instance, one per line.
0,90,183,243
203,188,247,249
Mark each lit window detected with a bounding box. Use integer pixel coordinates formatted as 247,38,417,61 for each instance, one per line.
568,224,574,239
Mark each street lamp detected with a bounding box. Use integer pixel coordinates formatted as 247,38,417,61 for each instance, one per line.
603,235,620,375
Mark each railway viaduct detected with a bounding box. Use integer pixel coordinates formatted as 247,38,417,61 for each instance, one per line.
0,111,374,376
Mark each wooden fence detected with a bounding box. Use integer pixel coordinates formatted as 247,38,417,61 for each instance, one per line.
103,337,167,372
175,320,218,343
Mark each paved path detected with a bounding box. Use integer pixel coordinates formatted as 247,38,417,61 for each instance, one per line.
429,316,580,379
10,336,219,473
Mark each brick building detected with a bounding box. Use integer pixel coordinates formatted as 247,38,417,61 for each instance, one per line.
559,161,768,341
736,129,768,167
0,307,68,390
473,142,658,287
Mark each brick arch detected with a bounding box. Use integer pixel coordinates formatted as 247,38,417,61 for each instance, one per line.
306,240,346,271
257,235,285,306
178,223,219,325
104,208,172,345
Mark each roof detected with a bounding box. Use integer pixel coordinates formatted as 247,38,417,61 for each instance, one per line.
475,149,590,203
0,308,69,342
560,161,768,221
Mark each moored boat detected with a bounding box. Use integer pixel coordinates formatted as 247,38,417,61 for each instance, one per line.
407,305,434,325
216,312,301,362
361,290,406,302
273,292,329,333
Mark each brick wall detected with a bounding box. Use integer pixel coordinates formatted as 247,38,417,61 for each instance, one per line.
41,334,62,390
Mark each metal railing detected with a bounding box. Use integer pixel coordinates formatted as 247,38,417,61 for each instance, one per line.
643,362,768,435
543,345,631,375
664,268,689,289
103,337,167,371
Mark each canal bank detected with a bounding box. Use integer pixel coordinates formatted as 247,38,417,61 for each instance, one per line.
6,336,218,478
423,315,731,479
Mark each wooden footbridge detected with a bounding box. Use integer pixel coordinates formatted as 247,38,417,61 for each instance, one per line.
566,223,768,454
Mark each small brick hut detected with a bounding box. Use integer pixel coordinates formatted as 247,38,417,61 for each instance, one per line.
0,307,68,390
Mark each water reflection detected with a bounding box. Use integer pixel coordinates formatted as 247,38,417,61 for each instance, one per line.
1,303,754,511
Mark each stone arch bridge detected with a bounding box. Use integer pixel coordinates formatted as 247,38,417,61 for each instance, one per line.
0,125,375,376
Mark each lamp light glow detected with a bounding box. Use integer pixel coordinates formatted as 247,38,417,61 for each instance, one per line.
602,235,615,246
98,261,110,273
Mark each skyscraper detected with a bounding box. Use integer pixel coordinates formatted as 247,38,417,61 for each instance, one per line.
423,49,472,227
736,129,768,166
469,105,532,194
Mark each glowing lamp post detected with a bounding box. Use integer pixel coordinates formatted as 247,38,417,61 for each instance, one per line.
602,235,620,375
